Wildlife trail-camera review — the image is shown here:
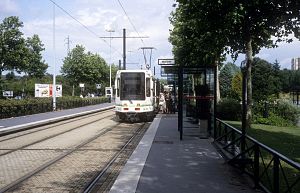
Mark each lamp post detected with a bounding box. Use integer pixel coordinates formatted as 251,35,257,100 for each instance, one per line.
240,60,247,158
52,2,56,111
106,29,115,88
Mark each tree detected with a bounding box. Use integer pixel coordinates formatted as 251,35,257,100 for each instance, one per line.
170,0,300,131
25,34,48,78
0,16,27,92
221,0,300,130
219,62,240,98
279,69,293,93
61,45,109,96
231,72,242,100
252,58,281,101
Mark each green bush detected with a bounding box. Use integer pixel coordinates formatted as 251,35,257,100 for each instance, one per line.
217,98,241,121
253,100,299,126
275,100,299,125
254,113,293,127
0,96,109,119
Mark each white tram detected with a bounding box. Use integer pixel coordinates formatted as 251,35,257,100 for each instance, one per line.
114,69,159,122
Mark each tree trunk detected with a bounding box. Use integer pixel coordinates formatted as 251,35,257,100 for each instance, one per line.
245,38,253,131
72,84,75,96
0,68,2,98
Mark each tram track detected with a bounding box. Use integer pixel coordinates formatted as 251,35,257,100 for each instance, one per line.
0,109,113,141
0,114,114,156
84,122,149,193
0,123,119,193
0,110,114,156
0,109,150,193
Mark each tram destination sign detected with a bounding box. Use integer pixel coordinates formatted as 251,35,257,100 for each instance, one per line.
158,59,175,65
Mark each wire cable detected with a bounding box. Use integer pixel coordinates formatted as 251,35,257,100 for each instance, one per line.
116,0,145,46
49,0,123,57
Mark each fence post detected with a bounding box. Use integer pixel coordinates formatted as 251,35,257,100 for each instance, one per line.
224,125,228,144
273,155,280,193
254,144,260,188
218,121,222,138
231,130,236,154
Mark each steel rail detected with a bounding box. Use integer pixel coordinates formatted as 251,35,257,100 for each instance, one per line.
0,113,114,157
83,122,148,193
0,123,122,193
0,109,113,142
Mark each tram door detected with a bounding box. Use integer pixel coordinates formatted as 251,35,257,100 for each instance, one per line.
181,68,215,139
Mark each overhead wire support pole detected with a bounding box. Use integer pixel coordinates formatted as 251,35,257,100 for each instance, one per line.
52,2,56,111
65,35,71,54
106,29,115,88
99,29,149,70
123,29,126,70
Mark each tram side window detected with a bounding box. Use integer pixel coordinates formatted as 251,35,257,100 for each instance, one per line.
146,78,150,97
117,78,120,97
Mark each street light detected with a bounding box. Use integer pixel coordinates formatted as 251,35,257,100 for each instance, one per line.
240,60,247,159
106,29,115,88
52,2,57,111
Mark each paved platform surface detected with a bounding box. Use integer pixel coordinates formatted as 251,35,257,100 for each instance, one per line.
110,114,262,193
0,102,114,134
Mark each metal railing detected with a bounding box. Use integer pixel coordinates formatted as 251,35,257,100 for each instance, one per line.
0,98,109,119
214,118,300,193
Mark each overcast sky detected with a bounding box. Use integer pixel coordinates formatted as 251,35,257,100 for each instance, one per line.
1,0,300,76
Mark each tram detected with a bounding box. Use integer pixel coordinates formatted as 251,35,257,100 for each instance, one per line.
114,69,159,122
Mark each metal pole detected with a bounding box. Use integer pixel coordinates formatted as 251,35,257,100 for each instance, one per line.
119,60,121,70
241,66,247,156
52,2,56,111
106,29,114,88
213,65,217,139
178,66,183,140
109,31,112,88
123,28,126,70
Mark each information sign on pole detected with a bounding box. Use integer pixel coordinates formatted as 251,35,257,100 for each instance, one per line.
158,59,175,65
3,91,13,97
96,84,101,89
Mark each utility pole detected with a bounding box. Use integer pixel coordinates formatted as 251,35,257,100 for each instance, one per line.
106,29,115,88
52,2,56,111
65,35,71,54
123,29,126,70
99,28,148,70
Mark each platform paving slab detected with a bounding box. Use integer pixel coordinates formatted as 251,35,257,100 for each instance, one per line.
110,114,262,193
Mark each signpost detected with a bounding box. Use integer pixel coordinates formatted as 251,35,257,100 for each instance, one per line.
96,84,101,96
79,83,84,97
35,84,62,97
105,87,112,103
158,59,175,65
158,58,176,77
3,91,13,98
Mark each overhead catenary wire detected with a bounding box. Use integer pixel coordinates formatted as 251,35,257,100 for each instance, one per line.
116,0,145,46
49,0,123,57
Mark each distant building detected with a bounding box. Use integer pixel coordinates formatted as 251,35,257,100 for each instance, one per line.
291,57,300,70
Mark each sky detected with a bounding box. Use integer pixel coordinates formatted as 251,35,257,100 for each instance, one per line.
1,0,300,77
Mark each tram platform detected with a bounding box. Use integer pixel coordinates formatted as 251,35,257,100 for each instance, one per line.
110,114,262,193
0,102,114,134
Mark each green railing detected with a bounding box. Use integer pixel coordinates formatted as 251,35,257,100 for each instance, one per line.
214,118,300,193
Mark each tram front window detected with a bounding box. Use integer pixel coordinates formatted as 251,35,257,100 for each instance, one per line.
120,72,145,100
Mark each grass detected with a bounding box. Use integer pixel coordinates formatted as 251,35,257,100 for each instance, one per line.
225,121,300,163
